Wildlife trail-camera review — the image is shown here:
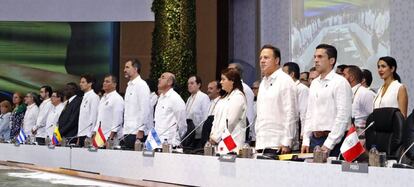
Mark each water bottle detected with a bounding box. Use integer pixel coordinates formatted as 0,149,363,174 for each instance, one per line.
61,138,66,146
369,145,379,166
204,142,215,156
84,137,91,148
45,135,51,146
313,145,324,163
240,143,253,158
26,135,31,144
134,139,143,151
107,137,114,149
162,139,171,153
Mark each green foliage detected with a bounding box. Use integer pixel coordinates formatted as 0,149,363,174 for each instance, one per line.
151,0,196,99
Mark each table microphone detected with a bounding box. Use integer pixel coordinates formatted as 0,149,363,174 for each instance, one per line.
393,141,414,169
66,123,94,146
179,119,207,146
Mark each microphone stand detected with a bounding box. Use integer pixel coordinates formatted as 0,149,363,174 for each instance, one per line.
393,141,414,168
66,123,94,147
179,119,207,146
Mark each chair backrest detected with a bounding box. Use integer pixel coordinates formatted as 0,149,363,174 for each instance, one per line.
365,107,404,157
181,119,195,147
403,109,414,160
196,115,214,149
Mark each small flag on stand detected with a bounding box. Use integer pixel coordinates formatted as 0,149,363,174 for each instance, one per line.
52,126,62,145
217,128,237,154
340,126,365,162
145,128,162,150
17,129,26,144
92,124,106,148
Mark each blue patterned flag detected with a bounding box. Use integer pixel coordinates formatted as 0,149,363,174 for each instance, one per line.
145,128,162,150
17,129,26,144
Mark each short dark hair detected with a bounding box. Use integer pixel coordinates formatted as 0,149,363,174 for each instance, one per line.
53,90,64,102
126,58,142,74
337,64,348,73
310,67,317,72
261,44,281,64
189,75,202,87
104,74,118,84
362,69,373,87
345,65,363,83
65,82,80,98
229,63,244,77
41,85,52,97
316,44,337,66
80,74,96,85
301,72,309,80
213,80,226,96
283,62,300,80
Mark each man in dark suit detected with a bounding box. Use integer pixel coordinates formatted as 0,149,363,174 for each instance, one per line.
58,82,83,144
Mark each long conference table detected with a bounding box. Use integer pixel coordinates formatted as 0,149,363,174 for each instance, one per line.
0,143,412,186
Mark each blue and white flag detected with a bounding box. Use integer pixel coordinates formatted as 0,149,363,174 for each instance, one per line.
145,128,162,151
17,129,27,144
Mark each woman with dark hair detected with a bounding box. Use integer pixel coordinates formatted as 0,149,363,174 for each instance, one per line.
209,68,247,153
373,56,408,117
9,92,26,138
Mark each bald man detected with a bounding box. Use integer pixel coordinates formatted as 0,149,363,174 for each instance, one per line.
154,72,187,146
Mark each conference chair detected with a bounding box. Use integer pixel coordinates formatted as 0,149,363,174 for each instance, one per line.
181,119,195,148
365,107,405,158
400,109,414,165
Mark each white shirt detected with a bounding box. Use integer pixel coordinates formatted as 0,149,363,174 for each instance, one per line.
296,80,309,136
186,90,210,139
23,103,39,137
243,81,255,140
209,89,247,152
207,97,220,116
45,103,65,138
94,91,124,140
255,69,298,149
148,92,158,132
352,84,375,128
123,75,151,135
303,69,352,149
33,98,53,138
374,80,402,109
78,90,100,137
154,88,186,146
0,112,11,140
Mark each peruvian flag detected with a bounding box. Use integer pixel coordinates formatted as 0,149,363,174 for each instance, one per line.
340,126,365,162
93,124,106,148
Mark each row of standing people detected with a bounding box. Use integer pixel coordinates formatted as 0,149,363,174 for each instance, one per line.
0,44,408,156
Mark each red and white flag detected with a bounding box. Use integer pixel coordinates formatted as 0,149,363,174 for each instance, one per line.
217,128,237,154
340,126,365,162
93,124,106,148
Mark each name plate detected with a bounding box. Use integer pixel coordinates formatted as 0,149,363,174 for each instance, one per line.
88,147,98,152
143,150,155,157
342,162,368,173
219,154,237,162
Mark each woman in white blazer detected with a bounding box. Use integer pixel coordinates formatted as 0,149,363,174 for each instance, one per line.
209,68,247,152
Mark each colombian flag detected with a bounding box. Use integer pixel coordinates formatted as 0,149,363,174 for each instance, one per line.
52,126,62,145
92,124,106,148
